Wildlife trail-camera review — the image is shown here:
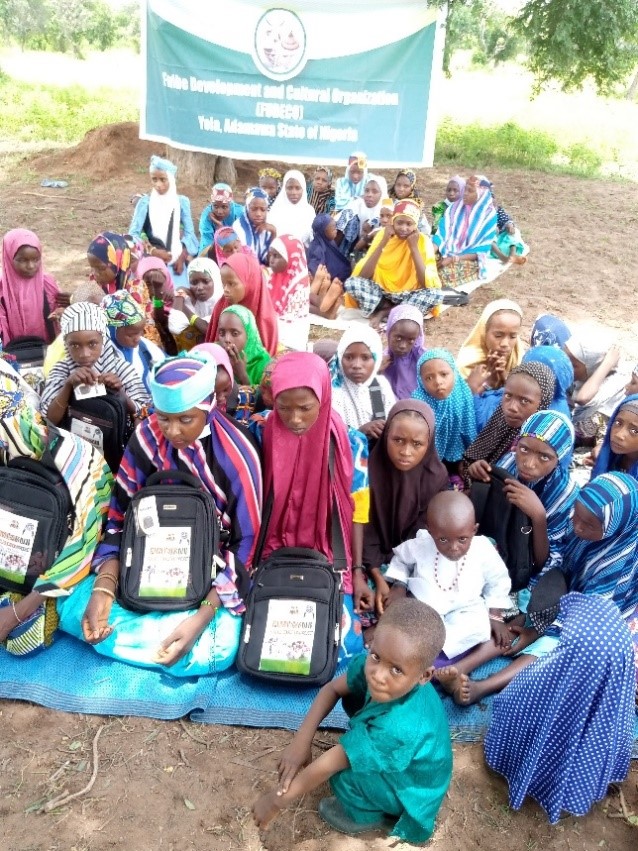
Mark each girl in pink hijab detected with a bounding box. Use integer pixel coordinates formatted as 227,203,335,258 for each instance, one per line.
0,229,61,344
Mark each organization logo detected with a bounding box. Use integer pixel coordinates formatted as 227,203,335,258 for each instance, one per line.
253,8,307,81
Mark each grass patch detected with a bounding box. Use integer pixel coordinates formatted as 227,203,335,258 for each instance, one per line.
435,119,604,177
0,74,137,145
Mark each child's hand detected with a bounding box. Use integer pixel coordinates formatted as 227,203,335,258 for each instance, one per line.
503,623,538,656
67,367,98,387
502,478,545,522
353,571,374,613
375,576,392,615
101,373,123,392
406,229,420,249
379,352,392,372
490,618,512,649
252,789,284,829
278,740,312,794
466,363,493,395
486,350,508,379
380,224,394,244
467,459,492,482
360,419,385,439
603,344,620,372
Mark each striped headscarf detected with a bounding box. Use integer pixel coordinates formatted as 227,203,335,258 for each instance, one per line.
220,304,271,385
87,232,132,294
498,410,578,574
562,472,638,618
41,302,151,417
412,348,477,463
150,352,217,414
463,362,556,470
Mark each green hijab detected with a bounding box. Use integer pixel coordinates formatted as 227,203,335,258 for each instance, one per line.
221,304,272,385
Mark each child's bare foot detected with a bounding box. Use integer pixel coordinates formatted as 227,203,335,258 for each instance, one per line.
311,264,331,299
252,789,284,829
319,279,343,318
435,666,474,705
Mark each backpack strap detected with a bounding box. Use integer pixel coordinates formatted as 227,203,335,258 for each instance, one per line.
469,478,490,528
368,378,385,421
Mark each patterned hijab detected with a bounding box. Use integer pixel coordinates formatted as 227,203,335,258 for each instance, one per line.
457,299,525,381
412,348,477,462
363,400,449,568
463,362,556,468
389,167,420,201
220,304,271,385
87,232,132,294
562,472,638,618
592,394,638,482
530,313,572,348
262,353,354,590
267,235,309,319
102,289,145,328
522,346,574,420
382,304,426,400
307,167,334,214
433,174,498,259
205,252,279,355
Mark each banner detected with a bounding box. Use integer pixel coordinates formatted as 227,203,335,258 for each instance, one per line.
141,0,444,166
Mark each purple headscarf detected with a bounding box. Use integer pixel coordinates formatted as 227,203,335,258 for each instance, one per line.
382,304,426,400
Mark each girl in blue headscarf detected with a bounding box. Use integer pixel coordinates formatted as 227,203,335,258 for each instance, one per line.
232,187,275,264
411,348,476,467
306,214,352,282
497,410,578,586
591,394,638,482
129,155,199,288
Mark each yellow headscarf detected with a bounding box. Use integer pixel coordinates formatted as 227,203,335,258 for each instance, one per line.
457,299,525,382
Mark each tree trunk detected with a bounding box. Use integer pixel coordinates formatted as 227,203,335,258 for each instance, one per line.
625,67,638,100
166,149,236,187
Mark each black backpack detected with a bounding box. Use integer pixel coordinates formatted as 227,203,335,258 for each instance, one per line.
65,392,132,473
470,466,536,592
0,428,73,594
236,440,346,687
118,469,223,613
4,335,47,367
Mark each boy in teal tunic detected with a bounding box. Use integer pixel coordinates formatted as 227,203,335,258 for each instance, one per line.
252,599,452,842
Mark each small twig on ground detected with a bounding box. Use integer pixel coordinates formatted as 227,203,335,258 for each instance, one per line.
179,718,212,748
38,726,105,814
46,760,70,785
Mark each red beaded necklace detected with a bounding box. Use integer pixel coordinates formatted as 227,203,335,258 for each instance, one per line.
433,551,467,593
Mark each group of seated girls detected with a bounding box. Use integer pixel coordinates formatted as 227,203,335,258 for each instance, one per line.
0,181,636,838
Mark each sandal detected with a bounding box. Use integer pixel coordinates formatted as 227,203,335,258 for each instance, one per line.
441,288,470,306
318,797,394,836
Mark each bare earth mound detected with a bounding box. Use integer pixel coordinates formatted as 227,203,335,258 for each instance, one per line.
0,123,636,850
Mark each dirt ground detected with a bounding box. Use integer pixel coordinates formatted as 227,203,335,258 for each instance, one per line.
0,123,637,850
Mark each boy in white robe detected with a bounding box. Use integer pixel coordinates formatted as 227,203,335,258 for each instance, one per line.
385,491,511,659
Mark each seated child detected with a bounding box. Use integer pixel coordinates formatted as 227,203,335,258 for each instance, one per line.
380,303,426,400
412,349,477,473
44,281,105,378
168,258,222,351
198,182,244,254
386,492,511,660
258,167,282,209
334,152,368,211
267,170,316,246
40,302,151,424
266,235,310,351
490,221,528,265
331,325,396,442
252,598,452,843
388,168,429,233
335,174,387,258
102,290,164,392
306,166,336,215
592,394,638,481
232,188,276,264
307,214,352,283
364,198,394,244
132,255,176,353
431,176,465,234
216,304,271,386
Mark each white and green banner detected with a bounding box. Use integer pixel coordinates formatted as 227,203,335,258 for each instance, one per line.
141,1,443,166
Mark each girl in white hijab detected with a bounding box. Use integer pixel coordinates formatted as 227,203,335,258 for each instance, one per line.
267,169,316,247
330,324,396,441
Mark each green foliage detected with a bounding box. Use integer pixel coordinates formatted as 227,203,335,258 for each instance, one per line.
438,0,524,75
0,76,137,143
515,0,638,94
0,0,140,54
435,119,603,177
